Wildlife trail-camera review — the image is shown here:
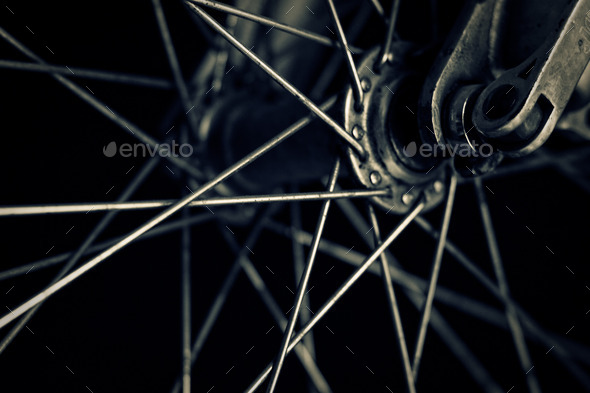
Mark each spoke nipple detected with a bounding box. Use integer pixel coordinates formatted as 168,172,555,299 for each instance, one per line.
361,78,371,92
402,193,414,205
352,125,365,140
369,171,382,185
433,180,444,193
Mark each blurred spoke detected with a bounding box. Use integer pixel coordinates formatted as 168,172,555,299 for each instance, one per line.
220,223,333,393
168,207,274,393
368,204,416,393
152,0,200,136
0,27,204,180
368,0,386,20
0,59,173,89
246,199,426,393
0,158,158,354
474,178,541,393
289,187,317,376
414,216,590,386
0,213,213,282
333,198,502,392
0,95,332,329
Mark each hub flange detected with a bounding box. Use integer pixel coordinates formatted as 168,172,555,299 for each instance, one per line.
344,47,447,214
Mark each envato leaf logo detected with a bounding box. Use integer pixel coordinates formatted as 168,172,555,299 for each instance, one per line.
401,141,494,158
102,140,194,158
403,141,417,157
103,141,117,157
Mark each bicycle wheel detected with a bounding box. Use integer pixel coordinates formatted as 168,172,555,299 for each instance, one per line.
1,1,589,392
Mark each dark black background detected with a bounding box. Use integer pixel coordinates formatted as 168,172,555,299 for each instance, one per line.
1,1,589,392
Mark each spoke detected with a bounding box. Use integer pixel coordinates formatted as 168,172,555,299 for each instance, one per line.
181,208,192,393
187,0,362,53
368,0,386,19
269,218,506,324
289,187,317,369
169,207,273,393
0,27,203,180
152,0,200,137
268,219,590,366
0,96,332,330
0,59,173,89
0,213,213,283
475,145,590,182
412,172,457,379
333,198,503,392
0,188,387,216
246,198,426,393
325,0,363,107
474,178,542,393
310,3,373,101
0,158,158,355
368,205,416,393
414,216,590,387
220,224,333,393
185,3,366,158
210,13,238,96
266,159,340,393
427,309,503,393
376,0,401,70
536,148,590,195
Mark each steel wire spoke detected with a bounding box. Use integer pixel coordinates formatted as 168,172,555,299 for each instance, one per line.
245,198,426,393
474,145,590,183
210,11,238,96
0,27,205,180
427,309,503,393
268,219,506,323
181,211,192,393
0,188,387,216
220,225,333,393
185,2,366,157
474,178,542,393
0,97,334,330
376,0,401,69
152,0,200,138
325,0,363,107
289,188,317,364
368,0,386,19
271,217,541,344
412,172,457,379
333,197,503,392
310,3,373,100
0,59,173,89
168,207,275,393
536,148,590,195
414,216,590,386
368,204,416,393
266,159,340,393
0,158,158,355
187,0,363,53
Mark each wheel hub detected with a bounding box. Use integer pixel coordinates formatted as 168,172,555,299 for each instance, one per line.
344,46,447,213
